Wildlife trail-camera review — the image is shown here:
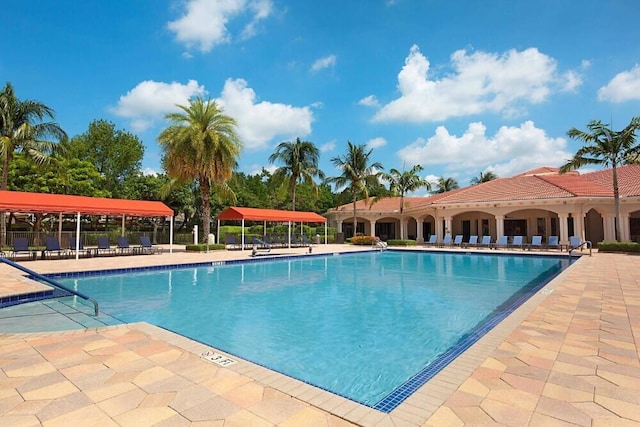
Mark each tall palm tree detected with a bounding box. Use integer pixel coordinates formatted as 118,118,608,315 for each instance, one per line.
380,164,430,239
0,82,66,245
326,141,383,237
470,170,498,185
560,117,640,241
431,176,459,194
158,97,242,240
268,137,325,211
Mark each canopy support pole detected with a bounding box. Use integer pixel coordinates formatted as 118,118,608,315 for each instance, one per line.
325,221,327,245
216,219,220,244
121,216,125,236
241,219,245,250
75,212,81,260
58,213,63,240
288,221,292,249
169,215,174,254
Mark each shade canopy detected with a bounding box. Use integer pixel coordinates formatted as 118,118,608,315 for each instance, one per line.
217,207,326,223
0,190,173,217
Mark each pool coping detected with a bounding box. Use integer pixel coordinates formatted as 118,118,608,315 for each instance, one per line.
23,249,582,424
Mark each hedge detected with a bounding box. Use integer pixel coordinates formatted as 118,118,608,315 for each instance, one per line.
185,244,226,252
596,241,640,253
387,239,417,247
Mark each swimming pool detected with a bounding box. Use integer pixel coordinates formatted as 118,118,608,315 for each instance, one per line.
56,251,568,410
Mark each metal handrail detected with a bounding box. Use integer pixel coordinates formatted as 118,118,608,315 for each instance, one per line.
569,240,592,257
0,256,99,316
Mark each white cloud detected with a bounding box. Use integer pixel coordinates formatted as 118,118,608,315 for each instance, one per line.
373,45,580,123
561,70,582,92
366,137,387,149
216,78,313,150
397,121,571,178
311,55,337,72
320,141,336,152
111,80,206,132
358,95,380,107
143,168,158,176
167,0,273,53
598,65,640,102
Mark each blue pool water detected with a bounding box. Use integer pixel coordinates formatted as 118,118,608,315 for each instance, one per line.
57,251,568,410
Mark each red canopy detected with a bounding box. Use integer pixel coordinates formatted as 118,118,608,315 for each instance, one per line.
0,190,173,217
217,207,326,223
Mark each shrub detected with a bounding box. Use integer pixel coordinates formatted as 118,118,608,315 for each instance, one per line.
185,244,226,252
350,235,378,245
596,241,640,253
387,239,416,247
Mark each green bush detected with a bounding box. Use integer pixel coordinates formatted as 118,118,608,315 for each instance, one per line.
596,241,640,253
387,239,416,247
350,235,378,245
185,244,226,252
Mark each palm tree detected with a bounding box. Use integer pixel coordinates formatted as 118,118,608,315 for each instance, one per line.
326,142,383,237
0,82,66,245
431,176,459,194
268,137,325,211
158,97,242,240
380,164,430,239
560,117,640,241
470,170,498,185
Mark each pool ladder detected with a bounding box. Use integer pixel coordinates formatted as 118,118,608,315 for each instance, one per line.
568,240,592,257
0,256,99,316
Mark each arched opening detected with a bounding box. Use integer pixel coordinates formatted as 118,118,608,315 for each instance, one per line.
585,208,604,245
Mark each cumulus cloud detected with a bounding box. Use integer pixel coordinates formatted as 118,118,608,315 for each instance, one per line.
216,78,314,150
366,137,387,149
320,140,336,152
310,55,337,72
397,121,571,178
358,95,380,107
167,0,273,53
373,45,580,123
110,80,206,132
598,65,640,102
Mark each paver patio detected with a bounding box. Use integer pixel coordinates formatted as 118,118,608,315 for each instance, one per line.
1,246,639,426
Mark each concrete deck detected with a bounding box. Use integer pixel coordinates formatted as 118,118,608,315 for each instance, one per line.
1,245,639,426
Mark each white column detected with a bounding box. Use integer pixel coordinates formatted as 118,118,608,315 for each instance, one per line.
169,216,174,254
369,219,377,237
435,217,444,243
620,214,630,241
337,219,343,233
572,211,585,241
444,217,452,237
603,215,616,241
75,212,81,260
495,215,504,238
558,214,569,245
416,220,424,243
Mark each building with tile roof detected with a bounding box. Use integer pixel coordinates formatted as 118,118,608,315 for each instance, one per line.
326,165,640,246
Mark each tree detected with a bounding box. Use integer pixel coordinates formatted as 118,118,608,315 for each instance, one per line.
0,82,66,244
268,138,325,211
158,97,242,240
431,176,459,194
380,164,431,239
560,117,640,241
64,119,144,198
470,170,498,185
326,142,383,237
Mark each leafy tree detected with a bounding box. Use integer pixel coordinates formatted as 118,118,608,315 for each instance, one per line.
158,97,242,240
64,119,144,197
560,117,640,241
326,141,383,237
431,176,459,194
268,138,325,211
0,82,66,244
380,164,431,239
470,170,498,185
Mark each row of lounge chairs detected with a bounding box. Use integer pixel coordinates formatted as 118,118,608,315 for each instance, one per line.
225,234,312,250
424,234,579,251
1,236,162,261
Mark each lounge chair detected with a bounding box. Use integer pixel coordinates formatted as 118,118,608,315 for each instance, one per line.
464,235,479,248
492,235,508,250
70,236,92,258
292,235,302,247
478,235,492,249
117,236,135,255
529,235,543,251
569,236,582,251
510,235,524,250
225,235,241,250
10,237,36,261
452,235,463,247
301,235,311,246
44,236,71,259
545,235,560,250
424,235,437,246
439,234,452,247
96,236,116,256
250,237,271,256
139,236,162,254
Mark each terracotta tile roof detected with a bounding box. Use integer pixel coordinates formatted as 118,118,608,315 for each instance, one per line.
580,164,640,197
330,165,640,213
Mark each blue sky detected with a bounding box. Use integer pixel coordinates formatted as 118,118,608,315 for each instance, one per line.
3,0,639,191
